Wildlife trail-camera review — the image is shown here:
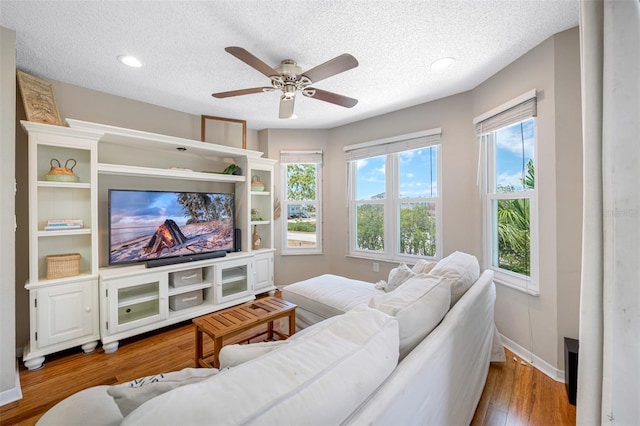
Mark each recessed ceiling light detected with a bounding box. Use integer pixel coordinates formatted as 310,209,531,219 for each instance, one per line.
430,57,455,71
117,55,142,68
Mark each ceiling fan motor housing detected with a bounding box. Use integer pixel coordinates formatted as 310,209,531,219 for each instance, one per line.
270,59,312,97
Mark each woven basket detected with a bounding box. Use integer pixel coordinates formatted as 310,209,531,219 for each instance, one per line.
46,253,80,279
44,159,79,183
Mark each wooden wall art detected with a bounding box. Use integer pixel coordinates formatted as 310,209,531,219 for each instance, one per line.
17,70,63,126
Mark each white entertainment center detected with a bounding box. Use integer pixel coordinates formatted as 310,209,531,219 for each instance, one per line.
21,119,276,370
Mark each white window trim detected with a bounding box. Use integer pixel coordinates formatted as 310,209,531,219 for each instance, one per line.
345,129,442,262
477,91,539,294
280,151,323,256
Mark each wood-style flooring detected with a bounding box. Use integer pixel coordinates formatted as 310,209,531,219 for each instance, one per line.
1,316,575,426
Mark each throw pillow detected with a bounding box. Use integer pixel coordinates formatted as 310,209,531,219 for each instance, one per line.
411,259,437,274
107,367,219,417
369,274,450,359
218,340,289,369
383,263,415,292
429,251,480,307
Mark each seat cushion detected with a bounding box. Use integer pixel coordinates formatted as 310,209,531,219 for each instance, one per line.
281,274,382,319
369,274,450,359
122,306,399,426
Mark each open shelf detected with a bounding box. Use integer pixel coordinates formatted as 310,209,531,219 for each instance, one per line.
168,281,213,296
97,163,246,183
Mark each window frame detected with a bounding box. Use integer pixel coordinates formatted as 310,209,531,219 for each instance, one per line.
280,151,323,256
477,93,539,294
345,130,442,262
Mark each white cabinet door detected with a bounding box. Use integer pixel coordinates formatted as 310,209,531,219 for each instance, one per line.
253,251,274,293
105,273,168,335
35,280,98,348
215,257,253,304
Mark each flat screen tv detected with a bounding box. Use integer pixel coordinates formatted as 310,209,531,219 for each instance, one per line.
108,189,235,266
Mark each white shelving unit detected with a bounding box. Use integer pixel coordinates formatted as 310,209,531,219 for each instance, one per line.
22,119,277,363
22,121,101,371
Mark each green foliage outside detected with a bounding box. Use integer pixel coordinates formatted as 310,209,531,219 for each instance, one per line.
356,204,384,251
287,221,316,233
496,159,534,275
399,203,436,256
355,203,436,256
286,164,316,201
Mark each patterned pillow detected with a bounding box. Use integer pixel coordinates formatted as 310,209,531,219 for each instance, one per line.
107,367,219,416
376,263,416,292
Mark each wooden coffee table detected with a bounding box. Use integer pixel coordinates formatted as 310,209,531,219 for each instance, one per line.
193,297,296,368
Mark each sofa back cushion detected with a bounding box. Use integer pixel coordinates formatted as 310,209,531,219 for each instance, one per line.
369,274,450,359
122,306,399,426
430,251,480,307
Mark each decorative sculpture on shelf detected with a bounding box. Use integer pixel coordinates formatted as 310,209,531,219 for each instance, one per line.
252,225,261,250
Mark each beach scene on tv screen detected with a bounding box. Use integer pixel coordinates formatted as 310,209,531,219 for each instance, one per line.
109,191,234,264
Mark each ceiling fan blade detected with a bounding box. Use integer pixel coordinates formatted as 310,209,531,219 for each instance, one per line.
302,88,358,108
279,96,296,119
301,54,358,84
225,46,278,77
212,87,273,98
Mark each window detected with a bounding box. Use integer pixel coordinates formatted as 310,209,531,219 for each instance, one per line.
280,151,322,255
345,130,441,261
475,91,538,293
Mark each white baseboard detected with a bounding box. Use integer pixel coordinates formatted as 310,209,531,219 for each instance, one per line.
500,334,565,383
0,360,22,406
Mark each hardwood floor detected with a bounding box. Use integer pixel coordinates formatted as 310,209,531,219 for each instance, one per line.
1,322,575,426
471,349,576,426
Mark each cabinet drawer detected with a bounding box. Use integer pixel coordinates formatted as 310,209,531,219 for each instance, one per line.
170,268,203,288
169,289,203,311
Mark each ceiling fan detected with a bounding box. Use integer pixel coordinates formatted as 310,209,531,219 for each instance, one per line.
212,47,359,119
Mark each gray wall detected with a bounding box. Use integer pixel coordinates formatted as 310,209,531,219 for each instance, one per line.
9,28,581,373
1,26,17,401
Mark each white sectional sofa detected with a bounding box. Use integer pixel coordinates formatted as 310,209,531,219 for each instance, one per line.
37,252,502,425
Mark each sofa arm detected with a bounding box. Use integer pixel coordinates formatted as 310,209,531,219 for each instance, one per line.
36,385,123,426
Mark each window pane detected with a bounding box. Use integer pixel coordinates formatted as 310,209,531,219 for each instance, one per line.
355,203,384,252
492,198,530,276
494,118,535,193
399,146,437,198
286,164,317,201
286,204,316,248
355,156,386,200
399,202,436,256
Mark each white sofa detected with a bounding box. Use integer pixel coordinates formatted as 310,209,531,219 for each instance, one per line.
38,252,501,425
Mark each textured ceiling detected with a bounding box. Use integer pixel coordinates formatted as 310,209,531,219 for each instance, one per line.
0,0,578,130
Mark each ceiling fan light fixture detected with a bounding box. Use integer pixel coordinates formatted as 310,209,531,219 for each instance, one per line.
117,55,142,68
430,57,455,71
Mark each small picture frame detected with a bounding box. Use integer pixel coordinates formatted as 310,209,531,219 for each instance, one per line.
201,115,246,149
16,70,63,126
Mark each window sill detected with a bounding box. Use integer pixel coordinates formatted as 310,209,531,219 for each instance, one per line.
346,253,436,265
494,277,539,296
280,250,324,256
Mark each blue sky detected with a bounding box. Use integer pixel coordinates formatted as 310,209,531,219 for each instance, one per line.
355,146,438,200
494,118,535,191
354,119,534,200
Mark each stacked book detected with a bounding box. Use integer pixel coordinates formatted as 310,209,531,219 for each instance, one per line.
45,219,84,231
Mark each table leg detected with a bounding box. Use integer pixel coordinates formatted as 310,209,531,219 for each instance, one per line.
213,336,223,369
194,326,203,368
268,320,274,340
289,312,296,337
